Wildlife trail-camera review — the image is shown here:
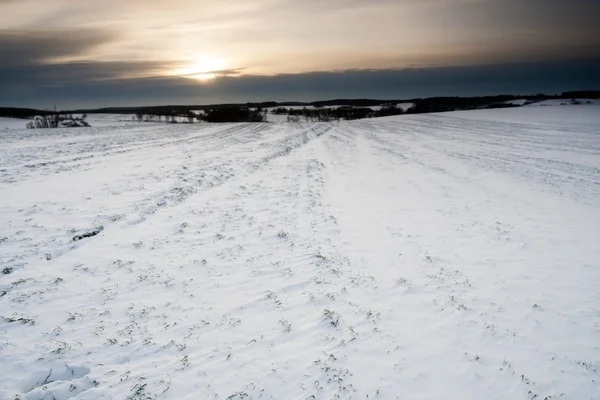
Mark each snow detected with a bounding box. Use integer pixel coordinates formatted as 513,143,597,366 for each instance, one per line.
0,114,191,132
503,99,528,106
395,102,414,111
264,113,290,123
525,99,600,107
0,117,28,131
81,114,141,127
1,106,599,399
81,114,196,126
430,104,600,127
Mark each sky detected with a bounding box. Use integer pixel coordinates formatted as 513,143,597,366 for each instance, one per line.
1,0,599,108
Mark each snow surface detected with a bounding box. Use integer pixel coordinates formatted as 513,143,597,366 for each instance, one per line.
393,102,414,111
264,113,291,124
0,117,29,131
430,104,600,127
503,99,528,106
80,114,141,127
1,107,600,400
79,114,196,126
0,114,193,132
525,99,600,107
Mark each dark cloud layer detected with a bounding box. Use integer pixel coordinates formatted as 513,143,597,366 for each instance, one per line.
452,0,600,34
0,29,115,66
2,59,599,109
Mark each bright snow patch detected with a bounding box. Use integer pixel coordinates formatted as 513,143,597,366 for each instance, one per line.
1,107,600,399
0,117,29,131
503,99,528,106
525,98,600,107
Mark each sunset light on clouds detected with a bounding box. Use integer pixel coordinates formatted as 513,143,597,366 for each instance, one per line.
1,0,599,106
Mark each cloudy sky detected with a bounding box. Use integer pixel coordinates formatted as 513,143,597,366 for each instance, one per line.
1,0,599,108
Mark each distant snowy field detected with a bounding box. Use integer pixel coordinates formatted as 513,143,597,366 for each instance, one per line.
1,106,600,400
0,114,141,131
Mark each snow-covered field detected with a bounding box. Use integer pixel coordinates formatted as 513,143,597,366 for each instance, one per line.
0,115,142,131
526,99,600,107
0,118,32,132
1,106,600,400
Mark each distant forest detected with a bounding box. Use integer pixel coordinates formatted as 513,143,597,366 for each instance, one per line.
1,90,598,123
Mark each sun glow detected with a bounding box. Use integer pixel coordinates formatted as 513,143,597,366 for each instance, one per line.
174,57,229,81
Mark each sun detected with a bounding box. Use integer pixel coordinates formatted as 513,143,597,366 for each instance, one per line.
173,57,229,81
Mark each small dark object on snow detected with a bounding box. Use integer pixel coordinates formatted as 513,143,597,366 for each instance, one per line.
73,227,104,242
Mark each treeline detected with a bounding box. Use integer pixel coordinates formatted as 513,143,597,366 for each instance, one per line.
274,105,408,122
133,106,266,123
0,107,91,128
134,111,197,123
0,107,56,119
561,90,600,99
26,113,89,129
2,90,598,121
273,101,518,122
203,106,265,123
308,91,600,108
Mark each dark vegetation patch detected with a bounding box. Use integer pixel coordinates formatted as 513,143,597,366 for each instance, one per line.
73,226,104,242
1,316,35,325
